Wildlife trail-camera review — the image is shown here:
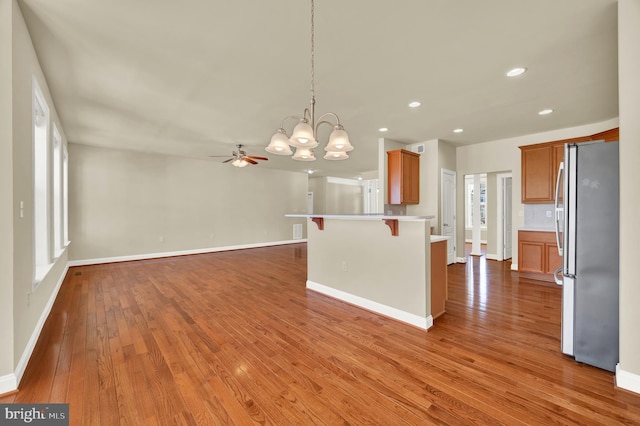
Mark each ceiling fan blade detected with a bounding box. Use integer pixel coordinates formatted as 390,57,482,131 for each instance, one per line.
222,158,234,163
246,156,268,161
244,158,258,165
209,155,232,157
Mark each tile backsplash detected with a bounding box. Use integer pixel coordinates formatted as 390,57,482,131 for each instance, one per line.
524,204,555,229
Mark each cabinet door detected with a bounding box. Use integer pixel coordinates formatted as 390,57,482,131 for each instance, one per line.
387,149,420,205
403,151,420,204
519,241,545,274
545,243,562,275
521,146,553,203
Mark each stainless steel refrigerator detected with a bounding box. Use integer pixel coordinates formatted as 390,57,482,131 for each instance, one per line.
554,140,619,372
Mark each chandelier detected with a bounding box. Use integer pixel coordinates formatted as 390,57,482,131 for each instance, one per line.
265,0,353,162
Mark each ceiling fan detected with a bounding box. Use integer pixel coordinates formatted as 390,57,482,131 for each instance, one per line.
209,144,269,168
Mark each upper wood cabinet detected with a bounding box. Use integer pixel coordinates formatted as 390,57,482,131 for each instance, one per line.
387,149,420,205
520,128,618,203
521,145,555,203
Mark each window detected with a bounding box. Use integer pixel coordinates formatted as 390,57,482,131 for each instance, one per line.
33,78,51,286
465,174,487,229
63,145,69,245
53,125,62,257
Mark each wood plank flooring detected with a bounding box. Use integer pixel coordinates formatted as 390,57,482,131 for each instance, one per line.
2,243,640,425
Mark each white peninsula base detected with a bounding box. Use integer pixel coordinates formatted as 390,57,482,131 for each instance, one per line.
287,214,435,330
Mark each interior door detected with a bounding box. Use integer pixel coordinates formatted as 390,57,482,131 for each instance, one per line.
441,169,456,264
503,177,513,259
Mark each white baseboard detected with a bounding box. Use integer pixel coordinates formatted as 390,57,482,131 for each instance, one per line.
486,253,499,261
616,364,640,395
0,373,17,395
511,263,518,271
3,240,305,395
1,263,70,394
307,280,433,330
456,257,467,263
67,239,306,267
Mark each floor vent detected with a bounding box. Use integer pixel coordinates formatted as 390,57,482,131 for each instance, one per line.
74,271,82,276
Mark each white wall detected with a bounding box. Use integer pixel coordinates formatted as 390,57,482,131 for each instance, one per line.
455,117,619,266
308,176,363,215
617,0,640,393
407,139,438,222
0,0,71,391
0,0,14,382
69,144,308,261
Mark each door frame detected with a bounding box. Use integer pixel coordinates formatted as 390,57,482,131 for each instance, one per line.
440,168,457,264
496,173,513,261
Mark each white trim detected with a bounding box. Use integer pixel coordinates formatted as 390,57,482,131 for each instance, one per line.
456,257,467,263
307,281,433,330
486,254,499,261
0,373,18,395
67,240,305,267
511,263,518,271
14,263,69,391
616,364,640,395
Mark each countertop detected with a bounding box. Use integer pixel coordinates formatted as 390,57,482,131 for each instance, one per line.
286,214,434,221
430,235,451,243
518,227,555,232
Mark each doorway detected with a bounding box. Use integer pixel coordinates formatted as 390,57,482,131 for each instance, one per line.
441,169,456,264
496,174,513,260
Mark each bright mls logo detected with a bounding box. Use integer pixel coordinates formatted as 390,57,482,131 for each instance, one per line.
1,404,68,425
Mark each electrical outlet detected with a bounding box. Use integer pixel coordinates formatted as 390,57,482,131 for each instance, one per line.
546,210,552,218
341,261,348,272
27,291,31,307
159,236,165,243
209,233,214,240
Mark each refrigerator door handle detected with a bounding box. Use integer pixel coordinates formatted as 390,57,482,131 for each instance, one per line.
555,161,564,256
554,267,563,285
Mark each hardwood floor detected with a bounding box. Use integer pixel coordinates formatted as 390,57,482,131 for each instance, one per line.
2,243,639,425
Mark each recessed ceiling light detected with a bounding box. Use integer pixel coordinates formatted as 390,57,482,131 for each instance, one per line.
307,169,315,174
408,101,422,108
453,128,464,133
378,127,388,132
538,109,554,115
357,176,363,181
506,67,527,77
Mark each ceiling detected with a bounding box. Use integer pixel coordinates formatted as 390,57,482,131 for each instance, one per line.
17,0,619,178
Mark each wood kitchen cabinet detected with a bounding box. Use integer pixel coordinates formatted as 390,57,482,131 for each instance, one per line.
521,145,555,203
387,149,420,205
518,230,562,283
431,239,448,319
520,128,618,204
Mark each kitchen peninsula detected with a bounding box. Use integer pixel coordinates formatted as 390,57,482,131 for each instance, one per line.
287,214,439,329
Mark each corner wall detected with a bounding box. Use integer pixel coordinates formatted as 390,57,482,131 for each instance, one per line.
617,0,640,393
0,0,15,383
2,0,71,392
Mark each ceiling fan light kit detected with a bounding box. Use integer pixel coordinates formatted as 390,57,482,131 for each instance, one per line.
265,0,353,162
211,144,269,167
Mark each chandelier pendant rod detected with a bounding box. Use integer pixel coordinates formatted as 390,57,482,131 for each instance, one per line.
265,0,353,160
308,0,316,132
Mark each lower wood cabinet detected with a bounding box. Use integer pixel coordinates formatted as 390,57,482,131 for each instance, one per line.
431,239,448,318
518,230,562,283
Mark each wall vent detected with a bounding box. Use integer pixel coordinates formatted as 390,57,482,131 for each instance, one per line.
412,144,425,154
